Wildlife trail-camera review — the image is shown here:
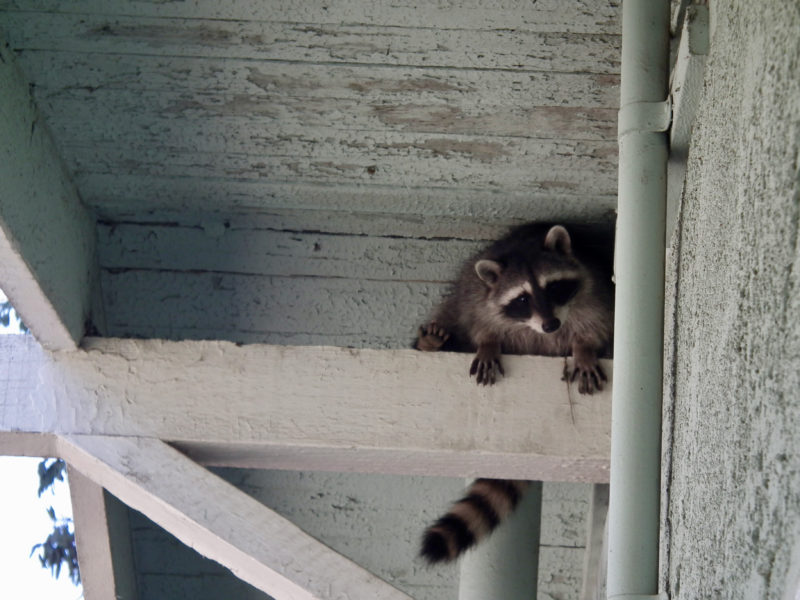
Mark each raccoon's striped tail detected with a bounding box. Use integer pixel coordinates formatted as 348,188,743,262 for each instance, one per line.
420,478,529,564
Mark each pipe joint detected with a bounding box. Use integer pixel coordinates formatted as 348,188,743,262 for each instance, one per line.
618,99,672,139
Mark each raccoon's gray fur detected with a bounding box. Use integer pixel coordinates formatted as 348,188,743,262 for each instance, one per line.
415,222,614,564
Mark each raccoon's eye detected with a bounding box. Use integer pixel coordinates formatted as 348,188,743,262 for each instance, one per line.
503,293,532,319
546,279,579,305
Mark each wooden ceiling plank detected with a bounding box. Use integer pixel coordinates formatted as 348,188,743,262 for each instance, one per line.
42,91,617,142
4,12,620,73
77,175,618,220
17,53,619,108
61,136,617,194
0,0,621,35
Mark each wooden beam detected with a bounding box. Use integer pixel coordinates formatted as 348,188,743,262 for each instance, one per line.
0,39,98,350
67,468,138,600
59,434,412,600
0,335,611,481
0,431,56,457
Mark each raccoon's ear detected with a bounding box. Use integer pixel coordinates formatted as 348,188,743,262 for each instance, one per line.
475,259,503,286
544,225,572,255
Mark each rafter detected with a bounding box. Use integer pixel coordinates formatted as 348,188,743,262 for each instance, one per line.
0,39,98,350
59,434,411,600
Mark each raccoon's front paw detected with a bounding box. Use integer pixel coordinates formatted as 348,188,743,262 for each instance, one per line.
469,352,504,386
416,322,450,352
567,360,607,395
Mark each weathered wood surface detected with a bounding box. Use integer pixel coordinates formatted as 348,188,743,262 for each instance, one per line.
37,78,617,154
4,12,620,73
95,218,613,346
59,434,412,600
0,0,620,349
2,1,620,219
63,134,617,192
0,0,621,35
0,41,97,349
79,176,618,222
68,468,139,600
97,222,485,280
0,335,612,482
25,54,618,111
100,270,445,347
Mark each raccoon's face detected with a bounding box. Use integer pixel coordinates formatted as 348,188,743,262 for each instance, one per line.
492,273,582,334
475,224,583,334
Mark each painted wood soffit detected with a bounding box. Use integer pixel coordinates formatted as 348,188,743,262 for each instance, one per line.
0,39,99,350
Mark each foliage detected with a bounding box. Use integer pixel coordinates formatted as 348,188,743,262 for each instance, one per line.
0,300,27,332
37,458,66,498
31,459,81,586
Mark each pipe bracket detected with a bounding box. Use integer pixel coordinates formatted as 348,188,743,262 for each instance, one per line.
618,98,672,139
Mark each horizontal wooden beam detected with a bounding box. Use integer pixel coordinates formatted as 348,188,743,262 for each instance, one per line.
0,335,611,481
58,434,412,600
0,40,98,350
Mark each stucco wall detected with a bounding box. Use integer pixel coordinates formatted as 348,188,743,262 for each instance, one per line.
662,1,800,598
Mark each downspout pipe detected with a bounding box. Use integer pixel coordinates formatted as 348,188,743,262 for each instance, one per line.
607,1,670,600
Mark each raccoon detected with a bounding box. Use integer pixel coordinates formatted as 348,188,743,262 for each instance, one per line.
415,222,614,563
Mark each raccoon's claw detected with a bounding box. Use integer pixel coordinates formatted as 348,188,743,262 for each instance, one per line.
469,356,505,386
416,322,450,352
569,362,607,395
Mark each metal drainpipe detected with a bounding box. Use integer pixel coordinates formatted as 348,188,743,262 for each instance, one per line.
607,0,671,599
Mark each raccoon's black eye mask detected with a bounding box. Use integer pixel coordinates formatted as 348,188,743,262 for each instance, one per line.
545,279,580,305
503,293,532,320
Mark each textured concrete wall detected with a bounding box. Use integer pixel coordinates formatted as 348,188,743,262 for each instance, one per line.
662,1,800,598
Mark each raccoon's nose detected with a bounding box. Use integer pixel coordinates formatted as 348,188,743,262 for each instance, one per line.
542,318,561,333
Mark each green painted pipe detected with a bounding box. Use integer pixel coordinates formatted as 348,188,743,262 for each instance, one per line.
607,0,670,599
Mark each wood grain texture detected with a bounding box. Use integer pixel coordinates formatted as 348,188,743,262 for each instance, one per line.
97,222,484,281
68,468,139,600
63,134,616,193
19,53,619,108
0,42,97,349
93,214,615,346
4,12,620,73
78,175,618,220
0,0,621,34
100,269,446,347
37,81,617,141
0,0,620,350
1,335,612,482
